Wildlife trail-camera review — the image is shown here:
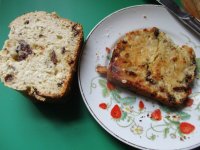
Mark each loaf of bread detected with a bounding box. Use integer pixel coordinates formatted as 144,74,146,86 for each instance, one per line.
97,27,196,106
0,11,83,101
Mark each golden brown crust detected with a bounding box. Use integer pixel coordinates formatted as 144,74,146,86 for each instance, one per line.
96,65,107,76
106,27,196,106
60,24,84,97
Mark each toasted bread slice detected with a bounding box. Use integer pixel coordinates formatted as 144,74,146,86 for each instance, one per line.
97,27,196,106
0,11,83,101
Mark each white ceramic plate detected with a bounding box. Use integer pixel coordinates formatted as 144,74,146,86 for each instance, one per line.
78,5,200,150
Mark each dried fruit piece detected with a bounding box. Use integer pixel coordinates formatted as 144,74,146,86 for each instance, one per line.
57,81,64,87
5,74,13,82
61,47,66,54
173,86,187,92
24,20,29,24
39,34,44,38
68,60,74,65
146,71,157,85
51,50,57,65
154,28,159,37
16,40,32,61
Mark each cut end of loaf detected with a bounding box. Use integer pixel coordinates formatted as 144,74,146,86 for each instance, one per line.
0,11,83,101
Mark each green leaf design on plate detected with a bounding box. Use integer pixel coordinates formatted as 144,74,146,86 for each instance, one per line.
196,102,200,111
165,117,180,126
149,134,156,141
163,119,170,126
99,79,107,88
164,128,169,138
120,96,136,105
121,112,127,120
107,55,111,60
161,105,191,120
178,129,184,137
127,116,131,122
111,90,121,103
196,58,200,73
102,88,109,97
178,112,191,120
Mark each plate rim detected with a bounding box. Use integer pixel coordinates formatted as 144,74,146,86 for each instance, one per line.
78,4,200,150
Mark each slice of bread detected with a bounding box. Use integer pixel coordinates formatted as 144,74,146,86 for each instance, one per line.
0,11,83,101
97,27,196,106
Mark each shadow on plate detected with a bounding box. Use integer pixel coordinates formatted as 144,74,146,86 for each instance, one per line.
29,73,82,123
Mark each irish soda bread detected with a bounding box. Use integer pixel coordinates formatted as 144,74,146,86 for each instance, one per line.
0,11,83,101
97,27,196,106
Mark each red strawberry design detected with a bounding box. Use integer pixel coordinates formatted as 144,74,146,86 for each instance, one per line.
139,100,144,110
111,104,122,119
179,122,195,134
151,109,162,121
99,103,107,109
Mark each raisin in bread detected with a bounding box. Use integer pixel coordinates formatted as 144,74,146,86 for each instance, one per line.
97,27,196,106
0,11,83,101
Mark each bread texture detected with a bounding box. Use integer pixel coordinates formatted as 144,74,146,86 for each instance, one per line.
0,11,83,101
97,27,196,106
